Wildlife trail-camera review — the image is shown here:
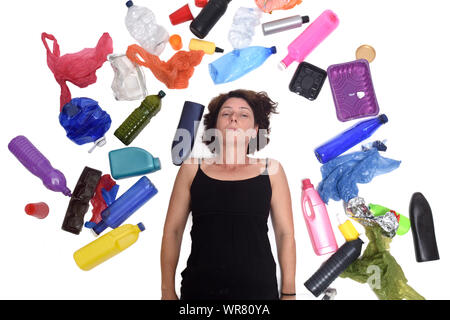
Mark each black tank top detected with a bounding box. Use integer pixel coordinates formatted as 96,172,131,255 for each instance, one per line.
180,159,279,300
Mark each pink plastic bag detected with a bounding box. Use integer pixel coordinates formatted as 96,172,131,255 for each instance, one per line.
41,32,113,111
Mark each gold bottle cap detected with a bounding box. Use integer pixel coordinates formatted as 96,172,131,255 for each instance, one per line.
356,45,376,63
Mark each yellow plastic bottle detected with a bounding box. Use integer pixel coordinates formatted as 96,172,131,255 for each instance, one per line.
74,223,145,271
337,214,359,242
189,38,224,54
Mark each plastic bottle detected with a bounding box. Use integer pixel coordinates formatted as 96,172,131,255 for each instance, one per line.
93,176,158,235
409,193,439,262
109,147,161,180
8,135,72,197
280,10,339,69
304,238,364,297
262,15,310,36
59,97,112,153
114,91,166,146
209,46,277,84
189,39,224,54
172,101,206,166
125,1,169,56
336,214,359,242
228,7,262,49
315,114,388,164
301,179,338,256
369,204,411,236
190,0,232,39
74,223,145,271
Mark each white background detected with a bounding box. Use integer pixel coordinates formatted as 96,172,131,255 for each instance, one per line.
0,0,448,300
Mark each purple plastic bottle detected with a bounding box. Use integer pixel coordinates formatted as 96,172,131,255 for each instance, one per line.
8,135,72,197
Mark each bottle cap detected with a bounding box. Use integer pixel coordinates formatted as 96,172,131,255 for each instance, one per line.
302,179,314,190
25,202,49,219
158,90,166,99
169,4,194,26
93,220,108,235
378,114,388,124
137,222,146,232
215,46,224,53
126,1,134,8
270,46,277,54
195,0,208,7
153,158,161,171
356,45,376,63
302,16,310,24
169,35,183,51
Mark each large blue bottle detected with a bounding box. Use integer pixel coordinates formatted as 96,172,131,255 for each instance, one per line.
93,176,158,235
315,115,388,164
209,46,277,84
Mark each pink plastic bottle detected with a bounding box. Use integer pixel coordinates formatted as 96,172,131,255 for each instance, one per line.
280,10,339,69
301,179,338,256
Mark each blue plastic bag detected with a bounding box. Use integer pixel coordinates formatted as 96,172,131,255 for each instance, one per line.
59,97,111,152
209,46,277,84
318,148,401,203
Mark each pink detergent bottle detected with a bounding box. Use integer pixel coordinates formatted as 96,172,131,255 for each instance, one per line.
280,10,339,69
301,179,338,256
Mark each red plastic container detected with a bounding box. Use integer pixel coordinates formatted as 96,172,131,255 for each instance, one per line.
25,202,49,219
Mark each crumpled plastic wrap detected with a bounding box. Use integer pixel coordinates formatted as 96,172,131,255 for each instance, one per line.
345,197,399,238
318,147,401,204
340,225,425,300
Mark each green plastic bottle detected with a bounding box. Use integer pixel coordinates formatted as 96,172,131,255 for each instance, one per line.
114,91,166,145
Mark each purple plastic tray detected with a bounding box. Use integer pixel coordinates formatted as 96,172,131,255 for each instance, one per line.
327,59,379,122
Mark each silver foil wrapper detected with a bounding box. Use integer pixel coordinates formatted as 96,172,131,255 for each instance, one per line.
345,197,399,238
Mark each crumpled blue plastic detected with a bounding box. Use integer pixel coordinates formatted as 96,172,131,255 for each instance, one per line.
318,148,401,204
59,97,111,145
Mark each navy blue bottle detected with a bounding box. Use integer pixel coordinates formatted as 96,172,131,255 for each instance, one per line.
171,101,205,166
93,176,158,235
315,115,388,164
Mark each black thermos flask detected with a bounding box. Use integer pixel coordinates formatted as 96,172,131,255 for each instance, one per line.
190,0,232,39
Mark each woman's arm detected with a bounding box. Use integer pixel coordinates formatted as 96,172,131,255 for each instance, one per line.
160,161,197,300
268,160,297,300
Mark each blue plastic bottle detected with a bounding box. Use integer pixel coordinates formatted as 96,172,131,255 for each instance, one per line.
93,176,158,235
315,115,388,164
171,101,205,166
209,46,277,84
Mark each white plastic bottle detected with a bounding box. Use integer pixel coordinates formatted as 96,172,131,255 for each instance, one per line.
228,7,262,49
125,1,169,56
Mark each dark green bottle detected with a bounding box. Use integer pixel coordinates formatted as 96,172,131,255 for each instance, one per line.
114,91,166,145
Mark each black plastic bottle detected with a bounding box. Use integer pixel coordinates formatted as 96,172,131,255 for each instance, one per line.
190,0,232,39
409,192,440,262
304,238,363,297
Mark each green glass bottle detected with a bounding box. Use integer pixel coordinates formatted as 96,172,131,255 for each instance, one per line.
114,91,166,145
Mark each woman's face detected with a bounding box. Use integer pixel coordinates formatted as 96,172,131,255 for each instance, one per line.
215,97,258,150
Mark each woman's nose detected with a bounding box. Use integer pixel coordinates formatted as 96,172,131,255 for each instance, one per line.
230,112,238,122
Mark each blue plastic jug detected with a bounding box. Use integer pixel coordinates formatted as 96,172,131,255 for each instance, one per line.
93,176,158,235
209,46,277,84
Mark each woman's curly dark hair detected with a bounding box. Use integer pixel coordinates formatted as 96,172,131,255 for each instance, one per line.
202,90,279,154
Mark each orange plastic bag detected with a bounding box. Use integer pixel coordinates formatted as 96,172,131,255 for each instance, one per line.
126,44,204,89
42,33,113,111
255,0,302,13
